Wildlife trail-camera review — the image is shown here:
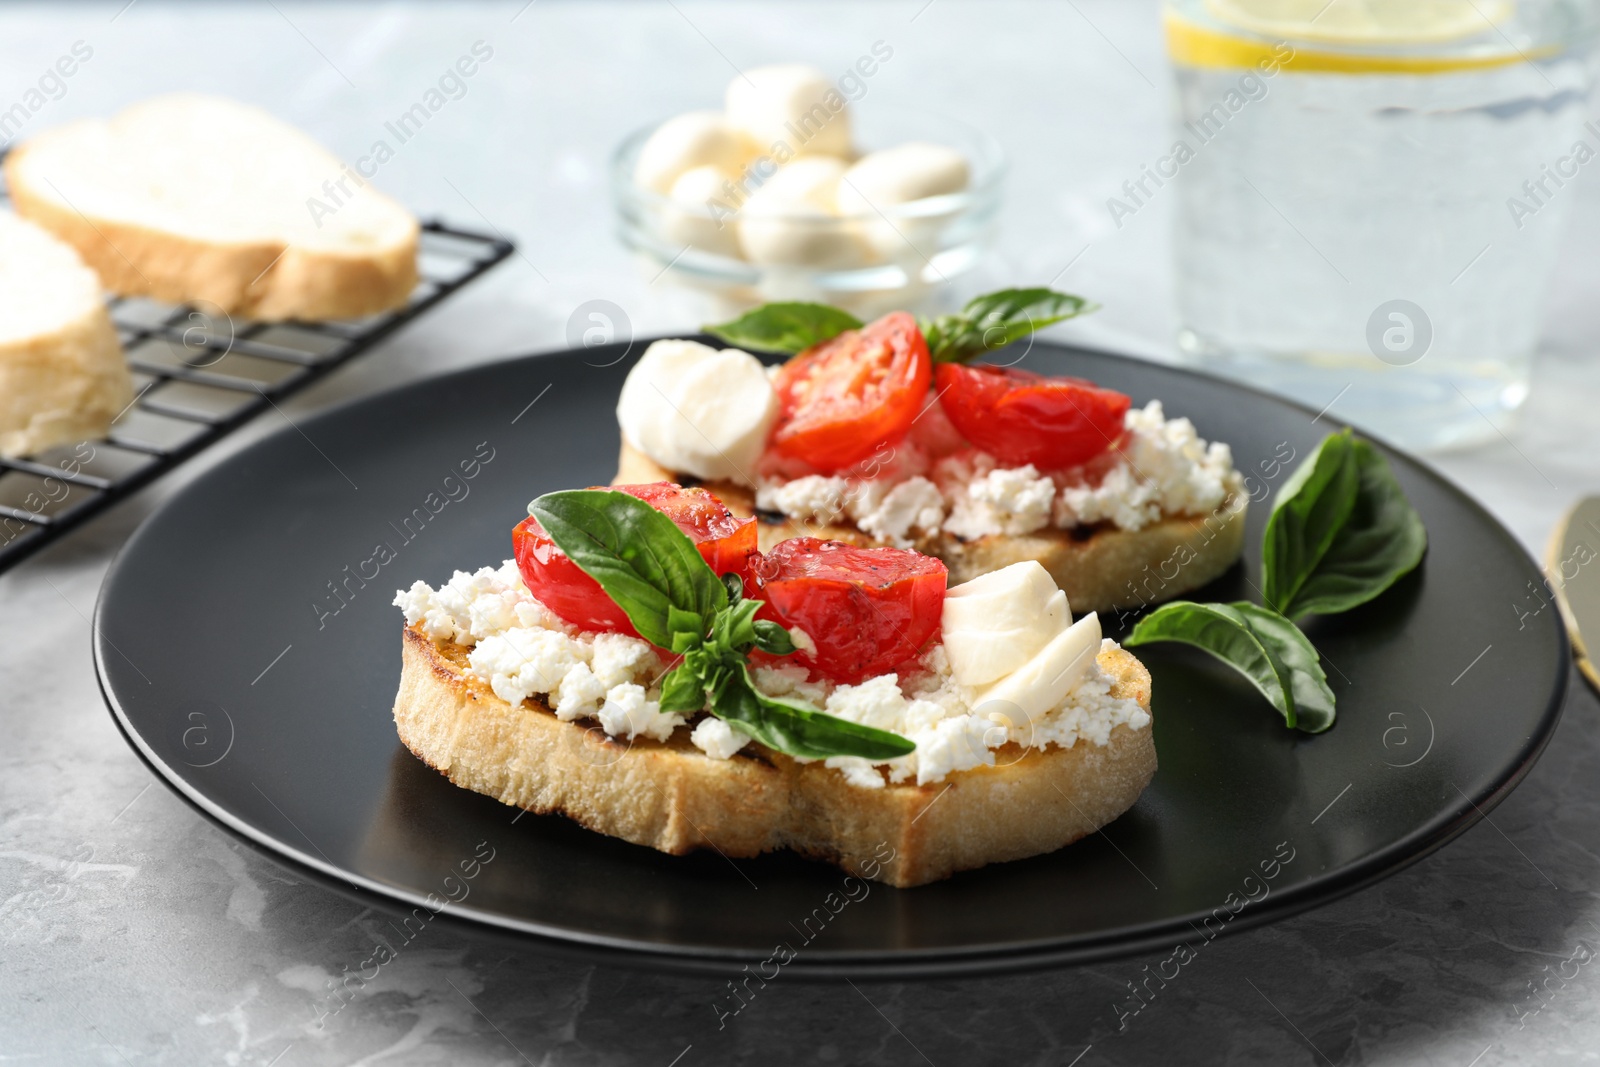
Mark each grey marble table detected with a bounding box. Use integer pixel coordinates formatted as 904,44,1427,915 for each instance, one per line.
3,2,1599,1063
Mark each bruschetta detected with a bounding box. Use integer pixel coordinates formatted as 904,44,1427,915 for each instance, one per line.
392,483,1155,886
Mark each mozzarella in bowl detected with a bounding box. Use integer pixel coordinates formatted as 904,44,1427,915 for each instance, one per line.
629,64,972,270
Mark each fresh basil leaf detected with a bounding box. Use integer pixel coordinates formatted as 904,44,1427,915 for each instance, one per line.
753,620,796,656
657,664,707,715
529,490,727,648
1229,605,1336,732
1126,600,1335,732
1279,439,1427,619
704,302,862,354
666,605,704,641
710,666,916,760
721,573,745,604
680,646,714,679
1262,430,1360,616
712,597,763,651
923,287,1096,364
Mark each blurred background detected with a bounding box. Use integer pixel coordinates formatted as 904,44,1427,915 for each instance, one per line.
6,0,1597,538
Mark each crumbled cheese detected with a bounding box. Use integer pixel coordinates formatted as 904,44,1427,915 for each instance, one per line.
1020,639,1152,749
848,476,945,547
396,562,572,645
824,674,911,732
755,475,850,527
823,757,887,790
755,473,944,548
554,661,607,722
918,642,952,679
597,683,683,743
591,632,660,690
816,644,1147,787
912,714,999,784
754,399,1242,542
752,662,832,707
1056,462,1156,532
1057,401,1240,532
691,717,752,759
396,563,1150,787
942,460,1056,539
468,628,591,707
395,563,655,722
880,639,1149,786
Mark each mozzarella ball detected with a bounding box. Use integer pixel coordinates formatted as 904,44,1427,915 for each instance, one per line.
616,339,777,483
748,156,847,207
634,111,756,194
836,142,970,260
659,165,743,258
942,562,1070,686
738,157,868,269
973,613,1102,725
726,64,853,159
837,142,969,210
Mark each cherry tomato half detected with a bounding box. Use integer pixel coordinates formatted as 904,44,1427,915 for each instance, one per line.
770,311,932,474
935,363,1131,470
755,537,947,685
514,483,758,636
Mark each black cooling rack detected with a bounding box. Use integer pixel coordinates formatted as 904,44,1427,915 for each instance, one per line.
0,198,513,576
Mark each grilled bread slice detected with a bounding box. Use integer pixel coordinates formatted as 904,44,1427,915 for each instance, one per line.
394,625,1156,888
5,94,418,321
0,212,132,458
615,439,1246,615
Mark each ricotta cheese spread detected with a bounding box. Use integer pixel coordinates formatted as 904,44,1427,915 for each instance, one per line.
752,400,1243,546
757,473,946,547
394,560,1148,788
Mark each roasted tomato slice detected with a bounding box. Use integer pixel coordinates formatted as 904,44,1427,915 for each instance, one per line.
755,537,947,685
935,363,1131,470
770,311,932,474
514,483,757,636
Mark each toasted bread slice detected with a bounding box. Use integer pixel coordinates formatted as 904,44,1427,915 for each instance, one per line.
0,212,132,458
5,94,418,321
394,625,1156,887
615,439,1245,614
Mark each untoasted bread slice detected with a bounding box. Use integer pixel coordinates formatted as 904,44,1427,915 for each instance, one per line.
615,439,1246,614
0,212,132,458
5,94,418,321
394,625,1156,887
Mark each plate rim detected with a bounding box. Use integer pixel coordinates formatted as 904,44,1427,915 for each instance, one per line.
92,337,1572,978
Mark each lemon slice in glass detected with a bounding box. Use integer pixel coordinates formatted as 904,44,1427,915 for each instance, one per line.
1203,0,1515,45
1169,0,1538,72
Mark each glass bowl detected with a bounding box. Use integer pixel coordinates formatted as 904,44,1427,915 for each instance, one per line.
611,107,1005,320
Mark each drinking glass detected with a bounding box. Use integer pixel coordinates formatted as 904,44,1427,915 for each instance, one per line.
1163,0,1597,451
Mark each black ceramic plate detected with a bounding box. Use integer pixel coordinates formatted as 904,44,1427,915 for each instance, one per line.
96,339,1568,978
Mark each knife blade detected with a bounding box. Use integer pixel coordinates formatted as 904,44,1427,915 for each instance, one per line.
1547,496,1600,694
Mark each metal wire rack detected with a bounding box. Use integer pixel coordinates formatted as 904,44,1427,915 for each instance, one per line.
0,187,514,576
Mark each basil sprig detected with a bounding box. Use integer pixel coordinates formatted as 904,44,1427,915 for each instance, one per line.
704,303,863,354
1264,431,1427,620
1126,430,1426,734
527,490,915,761
1128,602,1335,733
702,287,1096,360
921,288,1097,364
